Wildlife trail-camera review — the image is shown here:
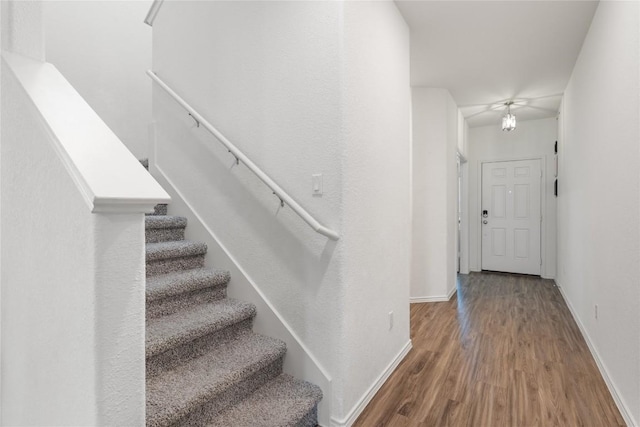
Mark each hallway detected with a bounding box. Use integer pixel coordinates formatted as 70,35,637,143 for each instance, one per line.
354,272,624,426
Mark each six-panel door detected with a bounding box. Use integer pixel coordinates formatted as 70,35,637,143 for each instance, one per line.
481,159,541,275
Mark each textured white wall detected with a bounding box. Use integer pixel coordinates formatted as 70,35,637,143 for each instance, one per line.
44,1,152,159
411,88,459,300
2,57,147,426
2,0,43,60
0,5,3,422
1,0,9,51
468,118,557,278
151,1,411,424
2,63,96,423
558,1,640,424
339,1,411,423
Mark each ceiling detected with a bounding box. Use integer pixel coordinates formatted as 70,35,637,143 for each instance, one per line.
395,1,599,127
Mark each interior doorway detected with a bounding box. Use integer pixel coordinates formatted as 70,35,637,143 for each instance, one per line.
481,159,542,275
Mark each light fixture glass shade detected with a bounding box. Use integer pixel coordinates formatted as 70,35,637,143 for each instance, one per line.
502,112,516,131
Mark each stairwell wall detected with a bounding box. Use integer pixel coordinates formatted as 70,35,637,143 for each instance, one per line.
151,2,344,424
43,0,152,159
150,1,411,424
557,1,640,424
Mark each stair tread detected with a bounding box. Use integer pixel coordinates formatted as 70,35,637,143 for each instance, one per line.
147,298,256,358
147,204,168,216
146,215,187,230
147,268,230,302
146,332,286,427
206,373,322,427
146,240,207,261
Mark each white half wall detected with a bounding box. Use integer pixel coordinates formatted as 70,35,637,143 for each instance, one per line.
557,1,640,424
2,65,98,422
411,88,459,300
468,118,557,278
1,51,168,426
44,1,152,159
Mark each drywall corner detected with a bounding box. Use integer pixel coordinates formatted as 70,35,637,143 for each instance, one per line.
411,87,459,299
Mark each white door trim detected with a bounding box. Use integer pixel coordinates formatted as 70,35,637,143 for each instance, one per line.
476,155,547,276
457,151,470,274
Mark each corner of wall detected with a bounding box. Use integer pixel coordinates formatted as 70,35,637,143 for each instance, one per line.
4,0,44,61
329,340,412,427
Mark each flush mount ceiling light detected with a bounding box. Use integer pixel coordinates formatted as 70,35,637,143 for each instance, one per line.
502,101,516,132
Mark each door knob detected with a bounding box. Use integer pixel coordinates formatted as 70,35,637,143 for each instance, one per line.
483,220,488,225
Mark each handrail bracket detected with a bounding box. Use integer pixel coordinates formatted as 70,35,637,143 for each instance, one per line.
228,150,240,166
273,192,285,208
188,113,200,128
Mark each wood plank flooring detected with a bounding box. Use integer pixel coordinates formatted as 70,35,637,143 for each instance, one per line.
353,272,625,426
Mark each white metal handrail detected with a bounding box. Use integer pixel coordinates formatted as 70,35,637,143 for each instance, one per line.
147,71,340,241
144,0,164,26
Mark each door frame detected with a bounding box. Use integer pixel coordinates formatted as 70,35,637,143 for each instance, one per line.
476,155,547,276
457,151,470,275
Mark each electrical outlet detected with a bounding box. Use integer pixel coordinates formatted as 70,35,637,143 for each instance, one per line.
389,311,394,330
594,304,598,320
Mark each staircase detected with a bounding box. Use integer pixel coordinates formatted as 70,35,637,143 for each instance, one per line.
142,162,322,426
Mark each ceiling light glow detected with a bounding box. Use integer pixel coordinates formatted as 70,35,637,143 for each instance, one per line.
502,102,516,132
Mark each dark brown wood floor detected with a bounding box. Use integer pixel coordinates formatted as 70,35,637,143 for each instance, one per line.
353,272,625,427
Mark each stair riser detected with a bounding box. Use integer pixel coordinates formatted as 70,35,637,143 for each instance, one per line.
146,228,186,244
146,255,205,277
147,204,168,216
166,358,284,427
147,286,227,319
147,319,254,378
298,405,319,427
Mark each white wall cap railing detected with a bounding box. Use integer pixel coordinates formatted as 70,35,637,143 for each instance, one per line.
144,0,165,27
147,70,340,241
3,51,170,213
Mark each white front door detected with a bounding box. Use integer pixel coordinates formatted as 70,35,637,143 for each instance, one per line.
481,159,541,275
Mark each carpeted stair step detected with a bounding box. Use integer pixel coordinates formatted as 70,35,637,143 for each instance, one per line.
147,299,256,375
206,373,323,427
146,215,188,243
146,332,287,427
138,159,168,216
146,268,230,318
146,240,207,277
147,203,168,216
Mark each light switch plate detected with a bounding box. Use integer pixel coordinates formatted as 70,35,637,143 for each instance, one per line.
312,174,323,196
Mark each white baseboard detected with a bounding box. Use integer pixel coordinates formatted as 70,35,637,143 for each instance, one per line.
329,340,412,427
410,296,448,303
555,280,637,427
410,286,457,303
